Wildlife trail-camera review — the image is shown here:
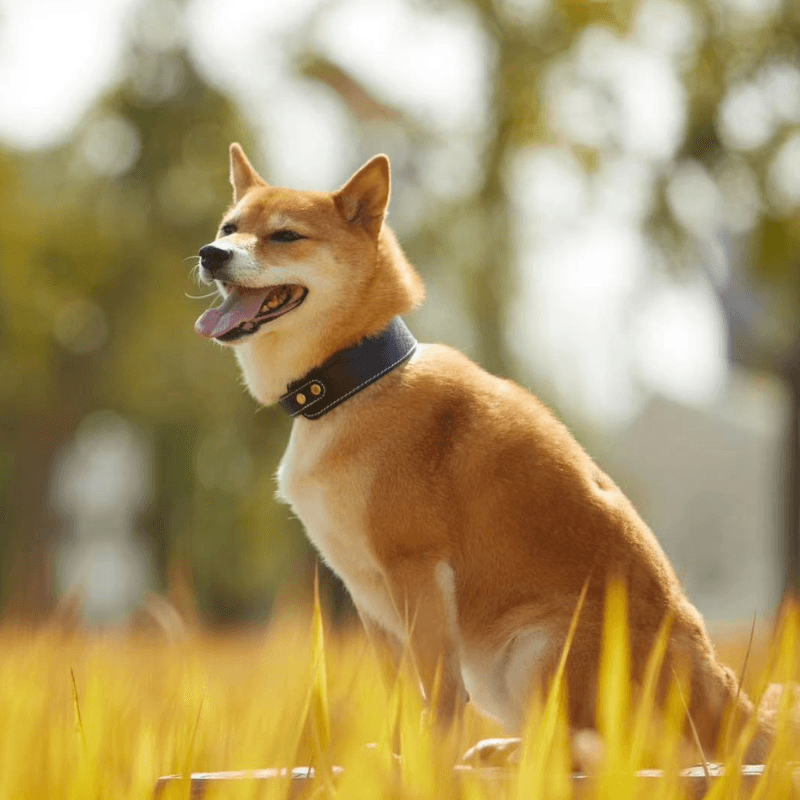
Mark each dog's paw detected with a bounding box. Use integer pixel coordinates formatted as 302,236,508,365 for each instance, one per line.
570,728,605,774
460,737,522,767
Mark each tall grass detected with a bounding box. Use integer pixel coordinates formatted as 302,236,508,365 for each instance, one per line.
0,586,797,799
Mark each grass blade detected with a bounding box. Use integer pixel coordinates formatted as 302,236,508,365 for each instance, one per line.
516,575,590,800
179,698,203,798
596,580,634,797
309,565,334,794
629,613,672,771
70,667,86,757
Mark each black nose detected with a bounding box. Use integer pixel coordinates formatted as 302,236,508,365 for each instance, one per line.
198,244,233,275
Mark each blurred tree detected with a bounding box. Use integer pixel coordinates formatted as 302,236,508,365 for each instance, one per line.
654,0,800,593
0,0,311,620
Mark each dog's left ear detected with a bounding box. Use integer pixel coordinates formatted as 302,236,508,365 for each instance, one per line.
334,155,390,237
229,143,267,203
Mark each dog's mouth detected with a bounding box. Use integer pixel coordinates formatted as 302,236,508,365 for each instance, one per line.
194,283,307,342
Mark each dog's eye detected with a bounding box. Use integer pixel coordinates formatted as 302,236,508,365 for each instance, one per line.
270,230,305,243
220,223,237,236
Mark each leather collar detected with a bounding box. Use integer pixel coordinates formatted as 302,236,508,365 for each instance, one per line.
278,317,418,419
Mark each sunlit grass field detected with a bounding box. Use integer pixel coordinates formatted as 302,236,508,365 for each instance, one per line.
1,583,798,799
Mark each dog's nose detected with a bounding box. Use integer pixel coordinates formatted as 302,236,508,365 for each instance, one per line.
198,244,233,275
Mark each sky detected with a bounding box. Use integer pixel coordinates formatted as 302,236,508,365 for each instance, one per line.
0,0,748,430
0,0,138,147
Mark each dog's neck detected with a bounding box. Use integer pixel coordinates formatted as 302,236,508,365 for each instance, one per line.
234,330,329,407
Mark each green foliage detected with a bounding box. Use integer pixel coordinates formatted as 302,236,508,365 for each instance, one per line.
0,12,307,617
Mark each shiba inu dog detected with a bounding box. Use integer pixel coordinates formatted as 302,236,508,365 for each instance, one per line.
194,143,787,763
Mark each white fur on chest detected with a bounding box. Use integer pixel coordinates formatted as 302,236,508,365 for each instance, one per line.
276,418,402,637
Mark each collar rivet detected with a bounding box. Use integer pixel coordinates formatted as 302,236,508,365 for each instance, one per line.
311,383,322,396
296,393,306,405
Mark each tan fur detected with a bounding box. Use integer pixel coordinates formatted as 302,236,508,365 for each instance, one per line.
198,144,777,761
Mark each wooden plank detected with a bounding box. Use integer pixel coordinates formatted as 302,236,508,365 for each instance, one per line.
154,763,779,799
153,766,343,799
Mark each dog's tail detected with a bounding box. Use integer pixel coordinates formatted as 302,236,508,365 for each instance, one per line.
688,657,800,763
746,682,800,761
670,611,799,763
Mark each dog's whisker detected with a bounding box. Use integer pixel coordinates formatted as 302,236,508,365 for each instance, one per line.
185,290,218,300
189,261,211,289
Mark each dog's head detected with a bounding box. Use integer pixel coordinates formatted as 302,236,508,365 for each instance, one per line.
195,144,423,350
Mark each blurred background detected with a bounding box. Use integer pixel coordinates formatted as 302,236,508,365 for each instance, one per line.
1,0,799,628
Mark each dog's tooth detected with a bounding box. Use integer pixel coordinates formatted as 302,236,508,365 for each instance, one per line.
242,321,254,331
268,297,281,308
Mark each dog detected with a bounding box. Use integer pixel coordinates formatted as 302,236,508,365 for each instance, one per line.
194,143,787,763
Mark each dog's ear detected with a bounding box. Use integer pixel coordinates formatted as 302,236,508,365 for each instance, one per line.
334,155,390,237
229,143,266,202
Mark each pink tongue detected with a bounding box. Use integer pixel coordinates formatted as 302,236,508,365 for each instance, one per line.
195,286,273,339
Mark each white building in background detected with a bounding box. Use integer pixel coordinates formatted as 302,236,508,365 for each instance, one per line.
50,410,154,622
605,372,786,624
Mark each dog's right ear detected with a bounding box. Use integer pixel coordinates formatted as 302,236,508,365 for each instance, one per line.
229,143,266,203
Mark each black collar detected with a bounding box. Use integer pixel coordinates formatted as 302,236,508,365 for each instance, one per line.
278,317,418,419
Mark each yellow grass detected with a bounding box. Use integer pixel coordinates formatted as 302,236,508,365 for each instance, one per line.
0,586,798,799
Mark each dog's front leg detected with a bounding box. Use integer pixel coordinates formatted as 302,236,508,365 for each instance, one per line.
384,560,467,730
357,605,403,692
